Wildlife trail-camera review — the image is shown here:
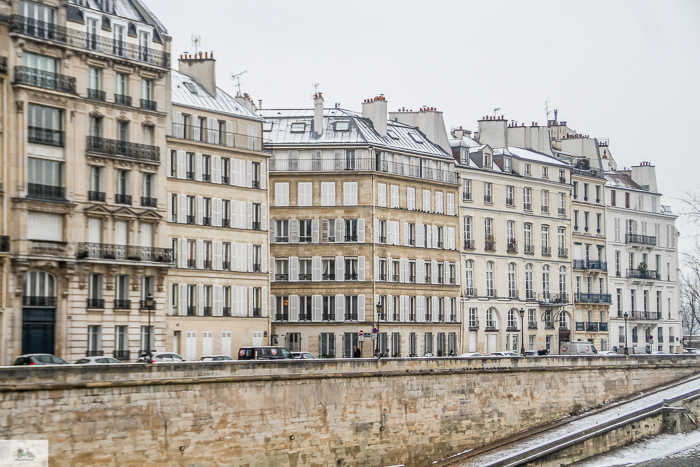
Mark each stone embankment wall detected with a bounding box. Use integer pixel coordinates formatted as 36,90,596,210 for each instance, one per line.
0,356,698,466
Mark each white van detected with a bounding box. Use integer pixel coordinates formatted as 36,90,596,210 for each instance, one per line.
617,345,650,355
560,341,598,356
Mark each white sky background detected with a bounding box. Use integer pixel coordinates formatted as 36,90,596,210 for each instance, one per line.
149,0,700,251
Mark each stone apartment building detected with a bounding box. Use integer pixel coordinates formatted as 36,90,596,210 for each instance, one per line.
165,54,271,359
261,95,461,358
452,118,574,355
1,0,172,364
548,119,612,350
602,158,681,353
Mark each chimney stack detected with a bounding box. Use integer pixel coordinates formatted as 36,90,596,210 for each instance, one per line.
179,53,217,96
313,93,324,135
362,95,387,137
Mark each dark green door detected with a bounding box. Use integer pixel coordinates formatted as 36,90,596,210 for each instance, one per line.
22,308,55,355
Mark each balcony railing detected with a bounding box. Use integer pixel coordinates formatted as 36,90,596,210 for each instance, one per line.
487,289,497,298
541,205,549,214
87,298,105,309
575,293,612,304
114,299,131,310
87,136,160,163
322,273,335,281
223,307,231,317
626,234,656,246
14,66,76,93
23,296,57,306
141,99,157,111
115,194,132,205
28,183,65,200
0,56,6,74
10,16,171,68
87,88,106,101
507,242,517,253
88,191,105,202
269,157,459,184
114,94,132,106
506,198,514,206
544,322,555,330
573,260,608,271
141,197,157,207
558,247,568,258
627,269,660,280
538,293,568,305
524,244,535,255
77,243,173,263
30,241,67,256
484,194,492,203
468,319,479,330
85,350,104,357
345,273,359,281
275,274,289,281
28,126,64,147
542,246,551,256
299,273,312,281
528,322,538,330
464,239,475,250
558,207,566,216
113,350,130,361
485,240,496,251
465,288,476,297
0,236,9,253
171,123,267,152
524,203,532,212
508,290,519,300
187,306,196,316
628,311,661,320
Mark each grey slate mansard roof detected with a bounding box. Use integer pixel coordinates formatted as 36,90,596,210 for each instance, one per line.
69,0,168,36
258,108,452,160
604,171,646,192
172,70,262,121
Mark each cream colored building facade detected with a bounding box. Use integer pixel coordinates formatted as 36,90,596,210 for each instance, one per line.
262,96,461,358
164,56,271,359
0,6,11,365
2,0,172,364
454,118,574,355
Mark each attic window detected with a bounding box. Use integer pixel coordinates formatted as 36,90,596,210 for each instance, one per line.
290,122,306,133
263,122,273,132
183,82,198,95
387,129,399,140
334,121,350,132
409,132,424,143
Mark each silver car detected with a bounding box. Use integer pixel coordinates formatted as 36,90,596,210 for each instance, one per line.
75,356,122,365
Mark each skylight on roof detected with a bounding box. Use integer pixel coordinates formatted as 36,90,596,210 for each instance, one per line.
334,121,350,132
387,129,399,140
409,132,424,143
183,82,198,95
263,122,273,132
290,122,306,133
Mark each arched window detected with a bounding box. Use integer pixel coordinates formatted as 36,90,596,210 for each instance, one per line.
559,266,567,296
486,307,497,329
23,271,56,306
508,263,516,298
525,264,534,299
486,261,495,297
507,309,518,329
465,260,474,295
542,265,550,297
559,311,568,328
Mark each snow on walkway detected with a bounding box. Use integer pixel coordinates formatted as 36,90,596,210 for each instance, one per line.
452,377,700,467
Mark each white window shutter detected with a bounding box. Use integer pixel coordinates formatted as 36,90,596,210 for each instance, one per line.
387,295,394,322
408,188,415,210
231,200,238,228
213,241,222,270
290,257,299,282
335,219,343,243
173,111,183,137
239,244,247,272
167,194,173,222
247,160,253,188
191,115,200,141
432,297,439,323
238,201,246,229
195,153,203,181
196,196,203,225
312,295,322,322
180,238,187,269
431,260,438,284
417,223,423,248
212,199,222,227
232,287,239,317
335,295,345,322
375,256,379,280
417,296,424,322
290,295,299,322
262,203,267,230
400,296,406,322
447,193,455,215
358,295,366,322
400,258,405,283
336,256,344,281
177,194,186,223
290,219,299,243
455,262,461,286
426,225,432,248
226,121,234,147
312,219,319,243
269,256,275,282
197,284,204,316
212,156,221,184
248,244,253,273
358,218,365,243
378,183,386,207
262,287,268,317
404,222,409,246
177,150,186,179
432,225,438,248
178,284,187,316
246,287,252,317
247,202,253,229
358,256,365,281
312,256,322,281
261,246,267,273
261,163,266,189
206,117,216,143
374,219,380,243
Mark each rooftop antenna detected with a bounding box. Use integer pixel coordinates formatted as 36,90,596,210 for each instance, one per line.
493,107,500,117
231,71,247,96
311,82,320,99
191,35,201,55
544,100,551,121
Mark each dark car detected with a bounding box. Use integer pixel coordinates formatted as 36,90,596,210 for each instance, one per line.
238,346,293,360
14,354,68,365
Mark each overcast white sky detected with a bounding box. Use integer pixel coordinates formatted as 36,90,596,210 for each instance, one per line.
149,0,700,250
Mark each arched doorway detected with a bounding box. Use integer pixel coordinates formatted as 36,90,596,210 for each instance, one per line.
22,271,57,355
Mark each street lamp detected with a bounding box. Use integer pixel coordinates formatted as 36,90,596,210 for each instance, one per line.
519,308,526,356
374,301,383,358
623,312,629,355
145,293,155,362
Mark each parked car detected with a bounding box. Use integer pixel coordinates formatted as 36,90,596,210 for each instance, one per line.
490,351,521,357
136,352,186,363
683,348,700,355
198,355,235,362
523,350,539,357
458,352,484,358
237,346,293,360
598,351,620,356
617,345,650,355
14,354,68,365
291,352,316,359
74,356,122,364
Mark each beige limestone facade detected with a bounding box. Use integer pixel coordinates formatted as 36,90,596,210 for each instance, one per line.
0,8,11,365
262,97,461,358
164,56,271,359
1,0,172,364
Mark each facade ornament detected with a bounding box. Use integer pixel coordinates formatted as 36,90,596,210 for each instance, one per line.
156,267,168,292
133,266,144,291
105,265,118,290
15,101,24,113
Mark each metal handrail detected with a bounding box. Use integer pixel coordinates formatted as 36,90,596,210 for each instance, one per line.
87,136,160,162
77,243,173,263
14,66,76,93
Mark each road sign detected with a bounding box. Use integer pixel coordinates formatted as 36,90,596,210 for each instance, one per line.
363,332,371,338
372,328,378,334
359,334,364,342
372,333,378,340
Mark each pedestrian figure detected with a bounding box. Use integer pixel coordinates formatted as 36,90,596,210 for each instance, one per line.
353,345,361,358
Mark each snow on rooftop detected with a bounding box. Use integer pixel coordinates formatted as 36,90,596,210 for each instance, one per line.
505,146,570,167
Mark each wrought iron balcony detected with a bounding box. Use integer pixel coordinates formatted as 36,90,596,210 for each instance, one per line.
541,205,549,214
468,319,479,330
223,307,231,317
113,350,130,360
544,322,555,330
28,126,64,147
87,136,160,163
464,239,475,250
87,298,105,309
275,313,289,322
506,198,514,206
524,202,532,212
625,234,656,247
299,273,311,281
627,269,660,280
253,307,261,318
558,207,566,216
187,306,196,316
575,293,612,304
141,99,157,111
573,260,608,271
23,296,57,306
345,235,358,242
114,94,132,106
627,311,661,320
487,288,497,298
223,261,231,271
558,247,568,258
115,194,132,205
528,321,538,330
484,194,492,203
114,299,131,310
524,244,535,255
538,293,569,305
85,350,104,357
345,273,358,281
0,236,9,253
465,287,476,297
77,243,173,263
141,197,157,207
542,246,551,256
88,191,105,202
203,306,212,316
463,193,472,201
322,273,335,281
14,66,76,93
0,56,6,74
485,240,496,251
507,241,517,253
275,274,289,281
28,183,65,200
88,88,106,101
203,217,211,226
508,290,519,300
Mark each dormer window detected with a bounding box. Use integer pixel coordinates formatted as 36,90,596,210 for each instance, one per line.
334,121,350,132
409,132,424,144
183,82,198,95
542,166,549,179
290,122,306,133
484,153,491,169
263,122,273,132
504,157,512,173
102,0,113,13
524,163,532,175
387,129,399,140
